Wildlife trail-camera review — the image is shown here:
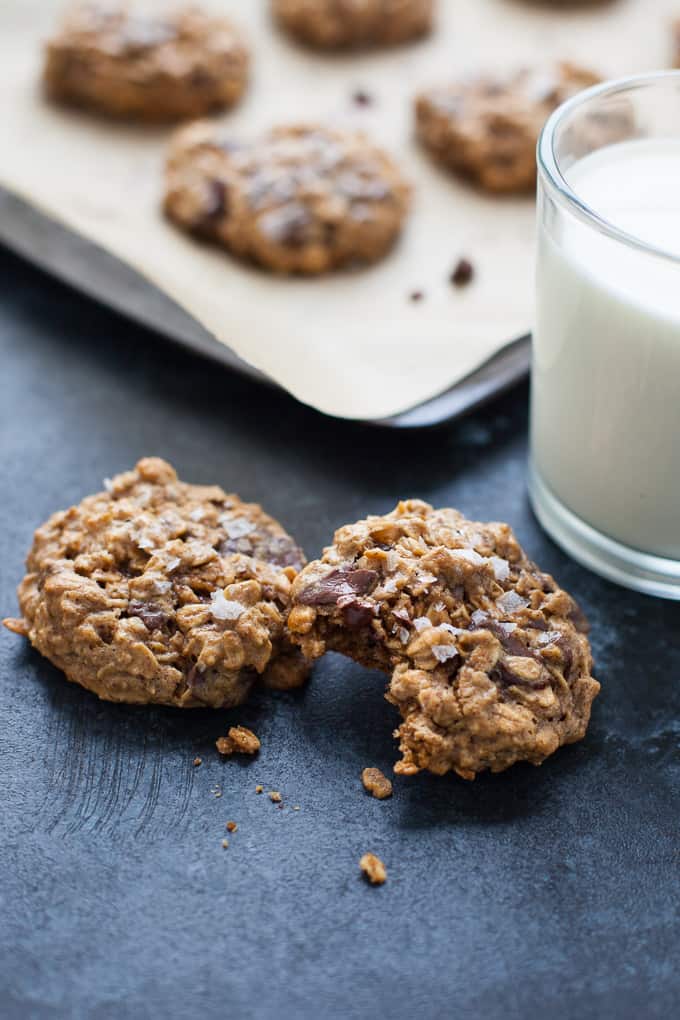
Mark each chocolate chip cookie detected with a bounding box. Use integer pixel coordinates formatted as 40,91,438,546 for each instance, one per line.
164,121,411,274
44,2,249,122
272,0,433,50
3,459,308,708
415,63,600,193
288,500,599,779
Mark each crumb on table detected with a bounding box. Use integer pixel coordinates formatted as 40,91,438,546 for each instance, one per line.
361,767,393,800
269,790,282,803
360,853,387,885
255,785,264,794
216,725,260,756
226,820,238,833
193,756,202,767
221,839,229,849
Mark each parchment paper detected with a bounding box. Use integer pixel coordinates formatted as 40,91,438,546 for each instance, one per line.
0,0,675,419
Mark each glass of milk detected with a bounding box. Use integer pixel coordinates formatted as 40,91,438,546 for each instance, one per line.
530,71,680,599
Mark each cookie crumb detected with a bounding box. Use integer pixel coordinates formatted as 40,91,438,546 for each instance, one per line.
193,756,202,767
352,89,373,107
360,853,387,885
221,839,229,849
216,725,260,756
361,767,393,800
211,785,223,798
269,791,282,803
409,290,425,303
255,785,264,794
451,257,474,287
226,820,238,833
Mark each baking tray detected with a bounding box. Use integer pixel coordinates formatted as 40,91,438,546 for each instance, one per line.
0,187,531,429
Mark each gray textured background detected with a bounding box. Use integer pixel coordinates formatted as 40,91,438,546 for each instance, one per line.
1,246,679,1019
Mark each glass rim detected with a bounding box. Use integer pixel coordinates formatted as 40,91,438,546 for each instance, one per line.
537,69,680,265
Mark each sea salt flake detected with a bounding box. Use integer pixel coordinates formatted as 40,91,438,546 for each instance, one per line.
189,507,205,522
496,590,529,614
385,550,399,573
137,534,156,551
210,589,244,621
381,579,398,593
220,516,256,539
396,627,410,644
538,630,561,646
452,548,484,566
432,644,459,663
413,617,431,632
103,477,114,492
417,572,438,585
490,556,510,582
499,621,518,634
154,580,172,594
439,623,465,636
166,556,181,572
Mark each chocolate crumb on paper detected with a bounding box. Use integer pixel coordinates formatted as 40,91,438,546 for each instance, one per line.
361,767,393,800
216,725,260,756
409,290,425,302
360,853,387,885
451,257,474,287
352,89,373,107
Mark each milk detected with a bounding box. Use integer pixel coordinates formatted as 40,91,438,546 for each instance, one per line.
532,139,680,559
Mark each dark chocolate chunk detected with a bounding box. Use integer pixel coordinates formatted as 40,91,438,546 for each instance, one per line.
297,567,378,606
409,290,425,302
128,601,169,632
340,599,375,629
352,90,373,107
492,661,549,691
451,257,474,287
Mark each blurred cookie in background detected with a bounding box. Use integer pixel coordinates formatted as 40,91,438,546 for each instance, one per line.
272,0,434,50
415,63,601,194
164,121,411,274
44,1,250,122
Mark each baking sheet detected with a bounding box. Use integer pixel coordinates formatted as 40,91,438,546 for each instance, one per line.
0,0,676,420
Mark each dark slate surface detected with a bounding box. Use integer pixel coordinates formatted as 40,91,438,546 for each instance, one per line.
1,246,678,1020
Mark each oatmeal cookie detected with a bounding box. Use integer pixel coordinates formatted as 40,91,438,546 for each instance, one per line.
164,121,410,274
272,0,433,50
288,500,599,779
44,2,249,122
3,458,308,708
415,63,600,193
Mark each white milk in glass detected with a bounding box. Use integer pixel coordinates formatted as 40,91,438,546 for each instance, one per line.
532,138,680,559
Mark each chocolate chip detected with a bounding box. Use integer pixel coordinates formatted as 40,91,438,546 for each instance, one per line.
352,90,373,107
451,258,474,287
297,567,379,607
340,599,374,629
128,601,169,632
204,180,228,221
492,661,549,691
409,290,425,303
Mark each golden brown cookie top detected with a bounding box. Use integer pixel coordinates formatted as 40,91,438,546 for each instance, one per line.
272,0,434,50
289,499,599,778
164,122,411,273
44,2,249,120
8,458,307,708
416,63,601,192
